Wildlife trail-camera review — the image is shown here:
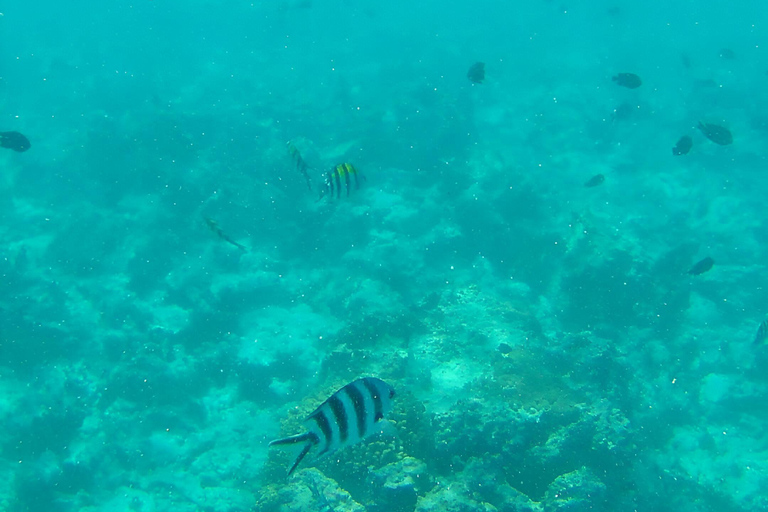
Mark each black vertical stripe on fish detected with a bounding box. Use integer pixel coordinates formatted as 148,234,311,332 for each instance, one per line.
328,394,349,443
310,409,333,451
344,381,367,439
334,167,342,199
319,163,361,200
343,164,351,196
363,377,384,421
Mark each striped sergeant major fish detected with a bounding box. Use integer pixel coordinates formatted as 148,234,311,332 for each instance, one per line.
286,141,313,191
754,318,768,345
321,163,360,200
269,377,396,476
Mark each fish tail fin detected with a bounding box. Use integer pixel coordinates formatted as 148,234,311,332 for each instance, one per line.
287,441,313,477
269,432,317,477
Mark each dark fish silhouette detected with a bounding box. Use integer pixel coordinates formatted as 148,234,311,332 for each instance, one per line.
204,217,247,252
672,135,693,156
688,256,714,275
612,73,642,89
287,141,313,191
698,122,732,145
754,319,768,345
269,377,396,476
467,62,485,84
498,343,513,354
320,163,360,200
0,131,31,152
584,174,605,187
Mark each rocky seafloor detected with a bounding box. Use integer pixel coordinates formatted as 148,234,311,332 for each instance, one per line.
3,1,768,511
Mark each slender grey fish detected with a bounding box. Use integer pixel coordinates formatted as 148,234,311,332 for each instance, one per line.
754,319,768,345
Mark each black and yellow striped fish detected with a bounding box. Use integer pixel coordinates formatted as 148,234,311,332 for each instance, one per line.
286,141,313,191
322,162,360,199
269,377,396,476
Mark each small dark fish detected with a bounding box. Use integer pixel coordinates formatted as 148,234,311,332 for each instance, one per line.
467,62,485,84
0,131,31,152
584,174,605,187
269,377,396,476
498,343,513,354
698,122,732,145
672,135,693,156
204,217,247,252
754,319,768,345
612,73,642,89
688,256,714,275
320,163,360,200
287,141,313,191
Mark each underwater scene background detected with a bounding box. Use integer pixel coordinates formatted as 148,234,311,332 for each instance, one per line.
2,1,768,511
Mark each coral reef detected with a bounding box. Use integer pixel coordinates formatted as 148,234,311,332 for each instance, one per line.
256,468,365,512
3,3,768,512
370,457,430,512
541,467,607,512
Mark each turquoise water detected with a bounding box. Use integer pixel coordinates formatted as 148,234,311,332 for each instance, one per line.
2,1,768,511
